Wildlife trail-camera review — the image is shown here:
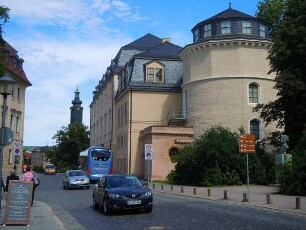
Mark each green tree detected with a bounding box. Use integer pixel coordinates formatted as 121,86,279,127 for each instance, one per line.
46,123,90,172
254,0,306,149
0,5,10,77
167,125,274,187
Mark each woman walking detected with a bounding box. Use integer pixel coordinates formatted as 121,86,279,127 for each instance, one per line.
22,165,36,206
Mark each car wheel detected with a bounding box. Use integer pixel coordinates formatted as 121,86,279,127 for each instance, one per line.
66,182,70,190
93,195,99,209
103,198,111,215
144,205,153,213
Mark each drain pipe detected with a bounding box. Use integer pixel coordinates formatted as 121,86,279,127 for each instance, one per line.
129,87,133,173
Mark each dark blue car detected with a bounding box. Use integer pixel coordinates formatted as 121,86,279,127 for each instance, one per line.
92,174,153,215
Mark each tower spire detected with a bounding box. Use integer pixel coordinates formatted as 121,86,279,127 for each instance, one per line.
229,1,232,9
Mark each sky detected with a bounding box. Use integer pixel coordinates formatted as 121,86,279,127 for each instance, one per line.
1,0,260,146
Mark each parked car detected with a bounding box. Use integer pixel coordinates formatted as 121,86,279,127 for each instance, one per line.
44,164,56,175
92,174,153,215
63,170,90,190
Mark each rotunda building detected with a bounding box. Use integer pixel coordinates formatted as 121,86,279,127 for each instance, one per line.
179,6,278,140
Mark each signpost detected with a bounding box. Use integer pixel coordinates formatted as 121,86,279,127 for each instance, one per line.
239,134,256,202
145,144,153,182
4,181,33,226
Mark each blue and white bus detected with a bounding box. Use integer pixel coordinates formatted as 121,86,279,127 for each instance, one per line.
79,146,113,182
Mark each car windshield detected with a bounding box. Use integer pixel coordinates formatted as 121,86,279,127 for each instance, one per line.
106,176,143,188
46,165,55,168
69,171,85,177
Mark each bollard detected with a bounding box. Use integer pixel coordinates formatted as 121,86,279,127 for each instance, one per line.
181,186,184,193
242,193,248,202
296,197,301,209
267,194,272,204
193,188,196,195
207,188,211,197
153,184,155,189
161,184,164,190
223,190,228,199
170,185,173,191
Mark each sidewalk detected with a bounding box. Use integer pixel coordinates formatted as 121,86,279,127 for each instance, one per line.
150,183,306,215
0,198,65,229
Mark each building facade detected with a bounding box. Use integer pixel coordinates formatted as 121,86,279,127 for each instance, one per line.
180,6,278,141
90,7,279,180
0,33,32,176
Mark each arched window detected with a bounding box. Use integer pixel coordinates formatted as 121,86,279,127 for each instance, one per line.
249,83,259,103
169,147,180,163
250,119,260,140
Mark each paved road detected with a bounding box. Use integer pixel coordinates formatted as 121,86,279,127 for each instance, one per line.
37,174,306,229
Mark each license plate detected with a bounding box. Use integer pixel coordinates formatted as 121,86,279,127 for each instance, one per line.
127,200,141,205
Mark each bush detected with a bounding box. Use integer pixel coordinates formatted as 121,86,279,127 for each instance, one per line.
167,125,275,187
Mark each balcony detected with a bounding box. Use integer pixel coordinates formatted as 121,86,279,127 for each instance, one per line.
167,108,187,126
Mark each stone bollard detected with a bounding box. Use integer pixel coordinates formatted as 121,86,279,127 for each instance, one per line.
207,188,211,197
267,194,272,204
161,184,164,190
296,197,301,209
181,186,184,193
242,193,249,202
170,185,173,191
223,190,228,199
153,184,155,189
193,188,196,195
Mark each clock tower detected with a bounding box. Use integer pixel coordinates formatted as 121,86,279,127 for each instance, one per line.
70,87,83,124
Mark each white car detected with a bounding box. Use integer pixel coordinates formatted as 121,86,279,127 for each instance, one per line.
63,170,90,190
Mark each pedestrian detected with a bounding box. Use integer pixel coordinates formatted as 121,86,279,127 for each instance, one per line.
23,164,27,173
1,178,5,193
5,170,19,192
22,165,36,206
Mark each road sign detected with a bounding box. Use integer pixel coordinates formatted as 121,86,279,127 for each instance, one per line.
145,144,153,160
0,127,14,146
239,134,256,153
14,140,22,156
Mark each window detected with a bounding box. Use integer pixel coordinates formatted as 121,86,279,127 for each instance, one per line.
17,87,21,100
169,147,180,163
10,115,14,129
16,116,19,133
250,119,260,140
8,149,13,164
259,24,265,37
146,63,164,83
221,21,231,34
249,83,259,103
204,24,211,38
194,28,199,42
242,21,252,34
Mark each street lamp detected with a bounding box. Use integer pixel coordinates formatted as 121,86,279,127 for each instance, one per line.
0,74,16,213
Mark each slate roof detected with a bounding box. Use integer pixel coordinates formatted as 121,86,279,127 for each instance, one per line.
133,42,182,60
122,33,162,51
192,7,255,31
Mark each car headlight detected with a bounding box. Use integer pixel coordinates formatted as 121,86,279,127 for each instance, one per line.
144,191,152,197
109,193,122,199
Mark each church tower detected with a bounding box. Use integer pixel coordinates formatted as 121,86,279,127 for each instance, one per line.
70,87,83,124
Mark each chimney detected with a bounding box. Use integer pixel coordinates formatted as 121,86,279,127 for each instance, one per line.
161,38,170,43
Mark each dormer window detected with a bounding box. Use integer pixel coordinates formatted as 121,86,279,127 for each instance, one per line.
259,24,266,37
145,61,164,83
204,24,211,38
242,21,252,34
194,29,199,42
221,21,231,34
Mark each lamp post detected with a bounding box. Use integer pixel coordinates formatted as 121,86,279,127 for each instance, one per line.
0,74,16,213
